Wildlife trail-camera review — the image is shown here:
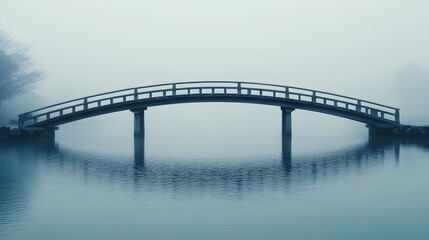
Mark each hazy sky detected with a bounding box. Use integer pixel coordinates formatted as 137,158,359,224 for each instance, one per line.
1,0,428,121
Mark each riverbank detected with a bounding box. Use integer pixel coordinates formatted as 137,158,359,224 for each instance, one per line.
0,126,56,141
372,125,429,138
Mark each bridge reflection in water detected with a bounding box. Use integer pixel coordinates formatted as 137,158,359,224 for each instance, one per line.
1,135,426,232
9,135,414,194
133,136,404,190
134,135,294,171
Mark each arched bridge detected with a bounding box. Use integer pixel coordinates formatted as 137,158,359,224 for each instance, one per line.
18,81,400,136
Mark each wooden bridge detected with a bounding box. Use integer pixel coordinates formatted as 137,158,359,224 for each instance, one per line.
18,81,400,137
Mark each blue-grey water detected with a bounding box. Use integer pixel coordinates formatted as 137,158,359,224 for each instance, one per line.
1,109,429,240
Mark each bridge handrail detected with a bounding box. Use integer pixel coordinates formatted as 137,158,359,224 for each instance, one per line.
20,81,398,115
25,87,397,121
19,81,400,125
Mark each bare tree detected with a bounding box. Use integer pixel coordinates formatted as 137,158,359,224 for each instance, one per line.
0,30,44,106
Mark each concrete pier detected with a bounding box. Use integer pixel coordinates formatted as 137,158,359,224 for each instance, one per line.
134,133,145,167
281,107,295,136
282,135,292,172
131,108,147,138
131,108,147,166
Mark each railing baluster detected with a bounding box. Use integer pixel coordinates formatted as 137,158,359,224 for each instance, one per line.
356,100,362,112
110,99,113,104
312,91,316,103
134,89,138,100
212,88,215,94
98,101,101,107
47,113,50,120
84,98,88,110
285,87,289,99
123,96,126,102
149,92,152,98
18,115,25,127
72,106,76,112
238,83,242,94
172,84,177,95
188,89,191,94
60,110,63,116
395,109,400,123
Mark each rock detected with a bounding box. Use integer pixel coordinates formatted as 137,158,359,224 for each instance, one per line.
8,119,19,125
405,127,412,135
0,126,11,137
9,128,21,136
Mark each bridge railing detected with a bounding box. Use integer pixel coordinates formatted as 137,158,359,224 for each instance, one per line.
18,81,400,126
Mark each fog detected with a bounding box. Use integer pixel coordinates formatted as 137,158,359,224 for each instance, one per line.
1,0,428,129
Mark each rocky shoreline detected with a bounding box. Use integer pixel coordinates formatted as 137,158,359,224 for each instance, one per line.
0,126,55,140
388,125,429,138
1,124,428,141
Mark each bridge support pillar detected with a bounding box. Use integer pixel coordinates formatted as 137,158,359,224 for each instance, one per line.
282,135,292,173
367,124,399,137
131,108,147,165
131,108,147,138
281,107,295,137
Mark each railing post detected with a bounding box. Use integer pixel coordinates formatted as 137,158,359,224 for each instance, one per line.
312,91,316,103
134,88,138,100
18,114,25,127
356,100,362,112
285,87,289,99
84,98,88,110
370,108,378,117
395,109,400,123
172,84,177,95
237,83,242,94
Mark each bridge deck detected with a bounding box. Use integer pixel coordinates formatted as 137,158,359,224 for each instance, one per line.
18,81,400,128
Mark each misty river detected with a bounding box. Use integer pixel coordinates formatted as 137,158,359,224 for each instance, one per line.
1,106,429,240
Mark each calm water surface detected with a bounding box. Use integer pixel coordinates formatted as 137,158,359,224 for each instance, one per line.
1,119,429,240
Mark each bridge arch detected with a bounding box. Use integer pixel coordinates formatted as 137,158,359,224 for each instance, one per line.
18,81,400,137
